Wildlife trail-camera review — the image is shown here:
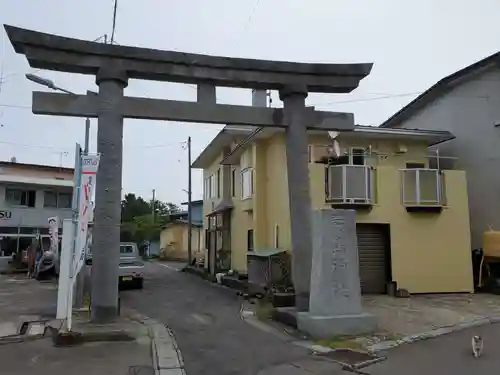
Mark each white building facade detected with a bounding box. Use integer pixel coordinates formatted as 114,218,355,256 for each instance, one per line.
0,161,74,257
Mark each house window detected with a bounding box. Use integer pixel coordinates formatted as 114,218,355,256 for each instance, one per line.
44,191,72,209
350,148,366,165
44,191,58,208
247,229,254,252
59,192,72,208
274,224,279,249
205,175,216,199
204,178,210,199
216,168,221,198
210,174,216,198
208,216,216,229
241,168,253,199
231,168,236,197
5,188,36,207
308,145,313,163
406,162,426,169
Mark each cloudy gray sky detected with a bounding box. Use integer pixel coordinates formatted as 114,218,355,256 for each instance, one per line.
0,0,499,205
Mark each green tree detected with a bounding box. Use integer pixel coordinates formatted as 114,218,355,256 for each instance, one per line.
120,192,180,243
152,200,180,224
121,193,151,222
130,214,163,244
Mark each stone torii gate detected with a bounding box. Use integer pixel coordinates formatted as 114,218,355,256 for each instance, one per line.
4,24,372,323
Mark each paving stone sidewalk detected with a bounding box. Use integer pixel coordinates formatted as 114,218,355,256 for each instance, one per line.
0,336,154,375
0,274,158,375
0,274,57,337
363,293,500,337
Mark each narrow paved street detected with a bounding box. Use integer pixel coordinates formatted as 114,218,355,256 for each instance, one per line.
120,262,311,375
122,262,500,375
369,321,500,375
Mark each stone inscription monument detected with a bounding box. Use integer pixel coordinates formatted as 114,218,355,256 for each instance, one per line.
297,209,376,339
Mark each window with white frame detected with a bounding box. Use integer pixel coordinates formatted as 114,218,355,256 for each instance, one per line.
204,176,214,199
216,168,221,198
210,174,216,198
204,178,209,199
308,145,313,163
241,168,253,199
231,168,236,197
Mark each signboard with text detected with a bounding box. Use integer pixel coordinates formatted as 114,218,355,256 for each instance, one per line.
72,153,100,279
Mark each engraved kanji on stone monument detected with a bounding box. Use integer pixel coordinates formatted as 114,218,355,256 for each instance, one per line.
301,209,375,339
332,281,350,297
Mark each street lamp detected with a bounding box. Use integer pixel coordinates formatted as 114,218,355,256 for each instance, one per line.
25,73,91,153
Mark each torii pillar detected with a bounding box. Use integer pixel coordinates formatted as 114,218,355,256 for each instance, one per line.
280,84,312,311
92,66,128,321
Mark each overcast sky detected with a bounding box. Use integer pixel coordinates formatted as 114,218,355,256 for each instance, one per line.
0,0,499,205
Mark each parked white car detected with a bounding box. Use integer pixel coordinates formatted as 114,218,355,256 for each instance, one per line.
86,242,144,289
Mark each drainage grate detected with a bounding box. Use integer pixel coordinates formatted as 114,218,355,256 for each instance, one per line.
19,321,47,337
316,349,385,369
19,322,29,335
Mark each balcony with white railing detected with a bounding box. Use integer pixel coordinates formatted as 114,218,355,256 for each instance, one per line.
325,165,374,208
401,168,445,212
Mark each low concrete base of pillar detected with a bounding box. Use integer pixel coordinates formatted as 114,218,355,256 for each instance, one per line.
297,311,377,340
91,305,119,324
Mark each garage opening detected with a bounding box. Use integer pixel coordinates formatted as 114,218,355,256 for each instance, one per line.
356,223,391,294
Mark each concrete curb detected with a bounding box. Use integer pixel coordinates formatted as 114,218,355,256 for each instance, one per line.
367,315,500,352
240,305,500,355
128,310,186,375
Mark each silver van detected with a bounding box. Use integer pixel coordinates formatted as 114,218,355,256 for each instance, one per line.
86,242,144,289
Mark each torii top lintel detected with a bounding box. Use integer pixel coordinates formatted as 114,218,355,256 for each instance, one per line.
4,25,373,93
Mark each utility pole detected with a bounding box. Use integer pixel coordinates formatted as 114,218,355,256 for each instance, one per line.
152,189,156,222
187,136,193,266
84,118,90,153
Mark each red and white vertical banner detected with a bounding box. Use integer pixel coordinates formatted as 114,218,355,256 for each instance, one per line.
72,154,100,279
48,217,59,253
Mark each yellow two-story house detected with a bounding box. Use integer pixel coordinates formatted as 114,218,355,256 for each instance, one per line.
192,125,474,294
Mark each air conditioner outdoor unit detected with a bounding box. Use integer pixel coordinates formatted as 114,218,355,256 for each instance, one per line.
396,144,408,154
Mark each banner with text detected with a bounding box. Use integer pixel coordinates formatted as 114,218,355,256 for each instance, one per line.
72,154,100,278
48,216,59,254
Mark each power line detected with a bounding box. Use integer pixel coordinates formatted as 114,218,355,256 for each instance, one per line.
0,139,192,153
3,90,500,114
236,0,262,45
183,0,262,92
0,139,73,151
0,103,31,109
4,89,500,114
309,92,424,106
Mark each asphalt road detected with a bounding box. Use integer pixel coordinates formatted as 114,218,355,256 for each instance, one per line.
369,321,500,375
120,262,311,375
121,262,500,375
